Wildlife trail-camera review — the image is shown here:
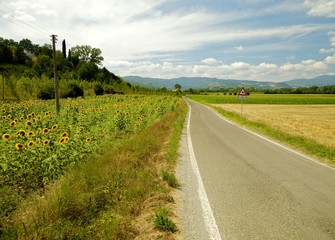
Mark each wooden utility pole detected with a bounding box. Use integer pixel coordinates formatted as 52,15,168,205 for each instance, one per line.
1,74,4,101
51,34,60,117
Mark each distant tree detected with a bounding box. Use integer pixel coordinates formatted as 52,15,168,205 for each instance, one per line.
62,39,67,58
14,46,27,64
70,45,104,65
38,44,53,58
0,42,13,64
174,83,181,92
32,54,52,77
77,62,99,81
19,38,36,54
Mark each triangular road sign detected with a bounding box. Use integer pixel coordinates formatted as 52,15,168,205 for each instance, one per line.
237,87,248,98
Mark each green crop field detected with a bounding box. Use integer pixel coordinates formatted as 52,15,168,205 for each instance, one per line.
188,93,335,104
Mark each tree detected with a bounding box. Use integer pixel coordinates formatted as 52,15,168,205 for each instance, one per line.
19,38,36,54
174,83,181,92
62,39,67,58
70,45,104,65
77,62,99,81
0,42,13,64
14,46,27,64
32,54,52,77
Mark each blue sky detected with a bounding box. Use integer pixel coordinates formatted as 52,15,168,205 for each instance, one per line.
1,0,335,81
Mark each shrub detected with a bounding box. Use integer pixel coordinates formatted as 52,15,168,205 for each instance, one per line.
94,83,104,96
37,84,55,99
162,170,179,188
62,83,84,98
154,207,177,233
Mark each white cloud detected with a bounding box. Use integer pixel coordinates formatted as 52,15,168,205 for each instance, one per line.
286,55,296,61
319,48,335,53
325,54,335,64
108,53,335,82
201,58,220,65
234,45,243,50
304,0,335,18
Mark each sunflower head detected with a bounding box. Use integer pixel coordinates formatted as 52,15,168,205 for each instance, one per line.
52,124,58,131
28,131,35,137
10,121,16,127
59,137,70,144
15,143,24,150
26,121,32,127
43,128,49,134
85,137,92,143
43,139,50,146
16,130,26,137
27,141,34,148
2,134,10,141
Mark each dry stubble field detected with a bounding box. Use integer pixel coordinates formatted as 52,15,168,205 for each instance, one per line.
212,104,335,149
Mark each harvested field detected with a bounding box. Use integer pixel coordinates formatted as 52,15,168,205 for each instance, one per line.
212,104,335,149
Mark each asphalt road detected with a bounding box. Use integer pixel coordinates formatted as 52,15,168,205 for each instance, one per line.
177,99,335,240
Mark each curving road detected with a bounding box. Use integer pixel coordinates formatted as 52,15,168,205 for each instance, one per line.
177,99,335,240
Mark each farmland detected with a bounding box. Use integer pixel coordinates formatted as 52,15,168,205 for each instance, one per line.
212,104,335,148
188,93,335,104
1,95,179,190
188,93,335,164
1,94,186,239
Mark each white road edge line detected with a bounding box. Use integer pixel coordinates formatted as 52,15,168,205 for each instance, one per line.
204,103,335,171
186,104,223,240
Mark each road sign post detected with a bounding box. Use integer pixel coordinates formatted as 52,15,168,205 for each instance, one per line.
237,87,248,118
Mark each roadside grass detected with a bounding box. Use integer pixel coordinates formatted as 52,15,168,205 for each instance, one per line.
212,106,335,165
154,207,177,233
2,100,187,239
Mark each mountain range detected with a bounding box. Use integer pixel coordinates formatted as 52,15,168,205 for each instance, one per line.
123,75,335,90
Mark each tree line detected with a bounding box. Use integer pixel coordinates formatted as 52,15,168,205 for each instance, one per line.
0,37,122,84
263,86,335,94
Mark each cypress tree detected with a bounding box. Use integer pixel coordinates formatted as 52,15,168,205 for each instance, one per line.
62,39,67,58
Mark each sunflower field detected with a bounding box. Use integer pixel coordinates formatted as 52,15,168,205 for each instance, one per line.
0,95,180,192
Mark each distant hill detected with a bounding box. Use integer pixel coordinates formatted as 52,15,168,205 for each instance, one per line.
124,76,291,90
124,75,335,90
283,75,335,88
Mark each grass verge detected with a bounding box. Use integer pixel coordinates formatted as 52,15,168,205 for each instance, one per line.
1,100,188,240
212,106,335,165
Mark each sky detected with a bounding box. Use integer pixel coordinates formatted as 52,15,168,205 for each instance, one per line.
1,0,335,82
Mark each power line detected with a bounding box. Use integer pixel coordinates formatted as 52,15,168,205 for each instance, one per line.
0,2,49,38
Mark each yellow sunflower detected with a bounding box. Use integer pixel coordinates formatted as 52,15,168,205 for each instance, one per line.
27,141,35,148
52,124,58,131
16,130,26,137
15,143,24,150
26,121,32,127
43,128,49,134
2,134,10,141
28,131,35,137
